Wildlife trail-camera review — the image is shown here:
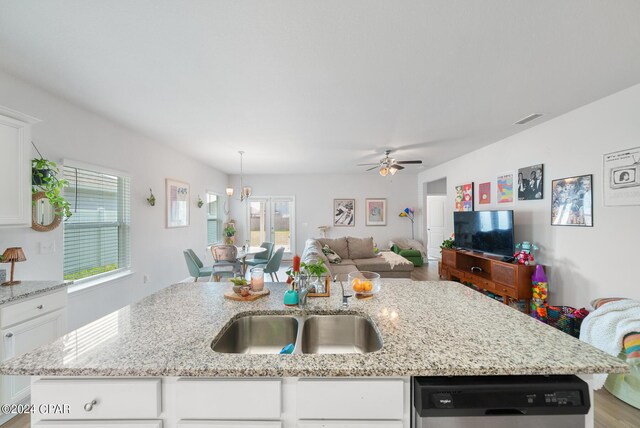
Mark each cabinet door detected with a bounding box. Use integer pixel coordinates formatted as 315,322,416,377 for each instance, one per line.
0,110,37,227
34,422,162,428
1,308,65,404
298,422,403,428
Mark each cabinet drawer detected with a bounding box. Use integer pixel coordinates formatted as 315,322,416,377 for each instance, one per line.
1,290,66,327
299,423,403,428
176,379,281,420
495,284,518,299
178,422,281,428
35,422,162,428
31,378,161,420
441,250,456,267
297,379,404,420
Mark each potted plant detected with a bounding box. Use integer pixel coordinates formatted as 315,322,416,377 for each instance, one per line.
440,234,455,251
224,224,236,244
32,157,72,219
302,260,328,293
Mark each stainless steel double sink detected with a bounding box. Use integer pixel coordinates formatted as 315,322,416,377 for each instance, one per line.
212,314,383,355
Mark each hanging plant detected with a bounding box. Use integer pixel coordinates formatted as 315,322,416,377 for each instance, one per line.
197,195,204,208
147,188,156,206
31,143,72,219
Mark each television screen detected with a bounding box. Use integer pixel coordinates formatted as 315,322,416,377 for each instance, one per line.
453,210,515,258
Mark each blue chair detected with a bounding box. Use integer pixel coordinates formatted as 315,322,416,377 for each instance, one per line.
245,242,275,269
183,250,213,282
254,247,285,282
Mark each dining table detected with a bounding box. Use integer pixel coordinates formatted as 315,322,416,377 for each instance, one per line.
236,245,267,274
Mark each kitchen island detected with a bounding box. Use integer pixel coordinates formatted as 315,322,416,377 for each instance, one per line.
0,280,627,427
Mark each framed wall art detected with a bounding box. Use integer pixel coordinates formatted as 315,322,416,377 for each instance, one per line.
603,146,640,206
551,174,593,227
333,199,355,226
166,178,190,228
365,198,386,226
478,182,491,205
497,172,514,204
518,164,544,200
455,182,474,211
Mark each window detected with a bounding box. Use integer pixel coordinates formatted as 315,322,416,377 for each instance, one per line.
206,192,222,244
63,165,131,281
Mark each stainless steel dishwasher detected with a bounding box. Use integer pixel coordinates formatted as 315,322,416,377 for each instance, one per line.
412,375,590,428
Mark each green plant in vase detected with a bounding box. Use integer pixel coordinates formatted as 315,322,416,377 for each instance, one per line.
32,157,72,219
440,234,455,251
302,260,328,293
224,224,236,244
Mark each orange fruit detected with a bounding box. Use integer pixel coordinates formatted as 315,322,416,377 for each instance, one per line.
363,281,373,292
353,281,364,293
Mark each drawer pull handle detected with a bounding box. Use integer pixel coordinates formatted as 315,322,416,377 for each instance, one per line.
5,332,13,338
36,305,44,310
84,400,97,412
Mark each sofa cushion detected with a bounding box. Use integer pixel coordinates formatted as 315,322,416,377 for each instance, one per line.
330,264,359,280
339,258,357,266
317,237,349,260
347,236,376,259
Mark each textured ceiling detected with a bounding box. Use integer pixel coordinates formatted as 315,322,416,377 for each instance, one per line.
1,0,639,174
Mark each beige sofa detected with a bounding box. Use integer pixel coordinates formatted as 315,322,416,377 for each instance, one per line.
301,237,414,280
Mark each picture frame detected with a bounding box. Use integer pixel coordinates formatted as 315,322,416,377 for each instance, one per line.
518,164,544,200
551,174,593,227
166,178,190,228
478,182,491,205
333,199,355,227
455,183,474,212
497,171,515,205
365,198,387,226
603,146,640,206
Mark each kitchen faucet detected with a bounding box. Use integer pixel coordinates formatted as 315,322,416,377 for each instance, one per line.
297,274,310,308
336,275,353,308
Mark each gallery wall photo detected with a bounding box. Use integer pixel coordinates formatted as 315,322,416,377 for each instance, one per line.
518,164,544,200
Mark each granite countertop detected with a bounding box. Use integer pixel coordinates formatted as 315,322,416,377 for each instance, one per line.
0,280,68,306
0,280,628,377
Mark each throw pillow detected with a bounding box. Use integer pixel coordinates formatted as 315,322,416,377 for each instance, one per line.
322,244,342,264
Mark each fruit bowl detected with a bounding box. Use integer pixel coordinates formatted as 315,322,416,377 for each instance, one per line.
348,271,381,297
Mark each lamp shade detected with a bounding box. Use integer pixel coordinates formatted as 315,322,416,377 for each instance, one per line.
2,247,26,263
226,187,234,196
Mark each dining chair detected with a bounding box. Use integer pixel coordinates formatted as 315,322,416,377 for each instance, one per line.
183,250,214,282
245,242,275,269
210,244,243,279
254,247,285,282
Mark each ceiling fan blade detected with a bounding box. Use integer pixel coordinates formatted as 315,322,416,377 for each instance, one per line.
396,160,423,165
366,166,379,171
390,164,405,170
357,163,381,166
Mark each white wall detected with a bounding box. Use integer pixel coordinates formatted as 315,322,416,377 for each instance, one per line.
418,83,640,308
227,173,419,256
0,71,228,330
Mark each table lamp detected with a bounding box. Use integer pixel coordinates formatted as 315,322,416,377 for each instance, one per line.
1,247,27,286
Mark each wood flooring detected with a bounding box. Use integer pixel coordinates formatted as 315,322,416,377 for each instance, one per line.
4,261,638,427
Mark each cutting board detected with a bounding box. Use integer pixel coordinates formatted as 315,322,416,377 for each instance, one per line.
224,288,270,301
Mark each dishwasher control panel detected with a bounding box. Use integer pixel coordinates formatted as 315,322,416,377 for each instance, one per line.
414,375,590,417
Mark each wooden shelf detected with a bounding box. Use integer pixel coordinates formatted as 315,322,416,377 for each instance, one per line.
440,248,536,309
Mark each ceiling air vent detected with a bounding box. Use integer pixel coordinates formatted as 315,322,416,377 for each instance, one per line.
514,113,544,125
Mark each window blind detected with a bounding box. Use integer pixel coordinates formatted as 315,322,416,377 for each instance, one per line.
207,192,220,244
63,165,131,281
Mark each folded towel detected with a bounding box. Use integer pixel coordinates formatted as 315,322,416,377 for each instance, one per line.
624,333,640,364
580,299,640,388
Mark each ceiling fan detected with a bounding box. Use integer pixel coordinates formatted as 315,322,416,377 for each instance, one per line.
358,150,423,176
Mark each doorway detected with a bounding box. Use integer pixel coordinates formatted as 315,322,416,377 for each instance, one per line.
247,197,296,257
424,178,447,260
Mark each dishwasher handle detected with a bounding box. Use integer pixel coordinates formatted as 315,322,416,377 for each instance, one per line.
485,408,527,416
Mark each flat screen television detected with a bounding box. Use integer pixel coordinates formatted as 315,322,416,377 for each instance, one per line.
453,210,515,258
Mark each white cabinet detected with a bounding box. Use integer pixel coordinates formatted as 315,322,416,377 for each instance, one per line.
0,289,67,425
0,106,40,228
1,309,65,404
34,422,163,428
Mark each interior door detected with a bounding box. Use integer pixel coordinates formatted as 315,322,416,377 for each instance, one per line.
426,195,446,260
248,197,295,257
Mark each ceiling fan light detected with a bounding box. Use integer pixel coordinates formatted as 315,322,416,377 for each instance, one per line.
379,167,389,177
389,165,400,175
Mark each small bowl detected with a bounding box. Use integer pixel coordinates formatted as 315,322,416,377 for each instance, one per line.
348,271,381,297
